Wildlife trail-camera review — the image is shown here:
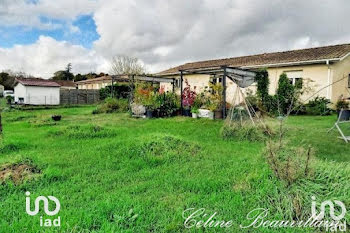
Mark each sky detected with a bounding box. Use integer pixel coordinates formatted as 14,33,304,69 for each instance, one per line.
0,0,350,78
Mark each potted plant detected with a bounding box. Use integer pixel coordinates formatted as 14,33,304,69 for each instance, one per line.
209,83,224,119
191,95,202,119
191,107,199,118
182,80,196,117
335,99,350,121
144,92,159,118
208,102,217,120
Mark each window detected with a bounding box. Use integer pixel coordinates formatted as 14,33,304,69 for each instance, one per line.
285,71,303,89
174,79,180,88
348,74,350,88
18,97,24,104
210,75,222,84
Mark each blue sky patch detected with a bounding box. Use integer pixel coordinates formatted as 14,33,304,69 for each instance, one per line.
0,14,99,48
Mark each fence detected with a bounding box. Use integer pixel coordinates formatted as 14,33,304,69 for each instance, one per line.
60,89,100,105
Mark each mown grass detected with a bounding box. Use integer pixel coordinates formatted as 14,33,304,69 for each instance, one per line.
0,105,349,232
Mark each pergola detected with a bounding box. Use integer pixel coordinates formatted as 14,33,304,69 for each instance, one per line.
112,66,256,118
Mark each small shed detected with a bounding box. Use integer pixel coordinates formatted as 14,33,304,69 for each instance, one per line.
14,78,61,105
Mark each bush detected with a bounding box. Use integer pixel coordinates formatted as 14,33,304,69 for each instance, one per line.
335,99,349,111
265,142,314,186
99,84,131,100
154,92,180,117
220,122,267,142
304,97,331,116
93,97,129,114
276,73,296,115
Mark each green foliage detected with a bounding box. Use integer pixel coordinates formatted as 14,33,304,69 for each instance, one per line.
51,125,117,139
304,97,331,116
276,73,296,115
93,98,129,114
265,142,314,186
0,106,350,231
255,69,270,103
154,92,179,117
335,99,349,110
220,121,267,142
208,82,223,111
0,72,15,90
99,84,131,100
133,83,180,116
52,70,74,81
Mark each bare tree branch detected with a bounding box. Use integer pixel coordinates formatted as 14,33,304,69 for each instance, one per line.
110,55,145,75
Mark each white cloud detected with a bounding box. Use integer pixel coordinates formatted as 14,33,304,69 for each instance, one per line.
0,0,97,29
0,36,107,78
1,0,350,76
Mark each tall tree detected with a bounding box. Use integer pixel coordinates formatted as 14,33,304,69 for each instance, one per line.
110,55,145,75
66,63,72,73
52,64,74,81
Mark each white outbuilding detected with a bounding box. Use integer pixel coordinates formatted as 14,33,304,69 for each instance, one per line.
14,78,61,105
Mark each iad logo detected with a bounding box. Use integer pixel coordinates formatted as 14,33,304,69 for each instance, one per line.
311,196,347,232
25,191,61,227
311,196,346,221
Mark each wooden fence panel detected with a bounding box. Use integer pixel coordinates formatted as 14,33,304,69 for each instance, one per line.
60,89,100,105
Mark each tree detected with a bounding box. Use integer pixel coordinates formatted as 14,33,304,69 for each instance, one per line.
276,73,296,115
110,55,145,75
52,64,74,81
66,63,72,73
0,71,26,90
256,69,270,102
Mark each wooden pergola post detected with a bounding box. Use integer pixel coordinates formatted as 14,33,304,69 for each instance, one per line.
180,70,184,114
222,67,227,119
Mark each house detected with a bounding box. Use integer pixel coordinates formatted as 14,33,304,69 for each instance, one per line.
53,80,77,90
76,76,129,90
158,43,350,103
14,78,60,105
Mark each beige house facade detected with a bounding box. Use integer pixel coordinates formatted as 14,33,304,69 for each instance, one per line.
158,44,350,104
76,76,113,90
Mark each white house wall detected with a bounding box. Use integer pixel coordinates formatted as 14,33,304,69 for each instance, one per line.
15,84,60,105
14,83,26,103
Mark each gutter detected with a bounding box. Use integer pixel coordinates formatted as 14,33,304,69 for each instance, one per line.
241,58,341,69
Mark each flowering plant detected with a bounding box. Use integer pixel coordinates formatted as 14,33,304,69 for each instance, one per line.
182,79,197,109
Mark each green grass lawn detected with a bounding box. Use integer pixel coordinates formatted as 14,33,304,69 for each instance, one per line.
0,106,349,232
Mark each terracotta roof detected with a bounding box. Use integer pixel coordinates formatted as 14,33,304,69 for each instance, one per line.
159,43,350,75
53,80,77,87
16,78,61,87
75,75,129,84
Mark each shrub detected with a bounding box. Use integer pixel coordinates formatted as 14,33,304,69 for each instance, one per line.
182,79,196,109
335,99,349,111
99,84,131,100
93,97,129,114
265,142,314,186
220,121,266,142
255,69,270,105
154,92,179,117
304,97,331,116
276,73,296,115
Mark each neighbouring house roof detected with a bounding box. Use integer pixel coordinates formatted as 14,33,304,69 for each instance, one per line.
53,80,77,88
15,78,61,87
158,43,350,75
75,75,129,85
